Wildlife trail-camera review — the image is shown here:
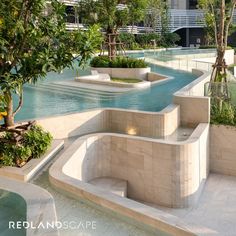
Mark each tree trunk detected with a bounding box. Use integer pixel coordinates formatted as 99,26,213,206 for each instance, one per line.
3,91,14,128
108,33,117,60
215,48,226,78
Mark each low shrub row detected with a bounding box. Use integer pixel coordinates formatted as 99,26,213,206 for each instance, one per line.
90,56,148,68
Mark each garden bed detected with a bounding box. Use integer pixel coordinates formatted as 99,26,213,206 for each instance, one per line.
0,139,64,182
111,78,142,83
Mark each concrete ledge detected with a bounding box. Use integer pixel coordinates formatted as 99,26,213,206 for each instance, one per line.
37,105,180,139
173,69,211,126
147,72,169,82
0,177,58,236
75,77,151,88
89,177,127,197
0,140,64,182
210,124,236,176
91,67,151,80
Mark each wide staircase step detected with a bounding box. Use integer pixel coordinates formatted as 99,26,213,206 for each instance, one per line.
89,177,127,197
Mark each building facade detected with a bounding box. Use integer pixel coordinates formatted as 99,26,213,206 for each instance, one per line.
61,0,236,47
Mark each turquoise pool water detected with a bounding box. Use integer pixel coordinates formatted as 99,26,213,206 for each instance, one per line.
0,190,26,236
14,62,197,121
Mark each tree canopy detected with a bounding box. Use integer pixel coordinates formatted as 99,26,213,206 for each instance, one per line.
78,0,148,34
0,0,102,127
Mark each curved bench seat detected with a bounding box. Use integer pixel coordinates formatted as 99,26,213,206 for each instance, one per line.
89,177,127,197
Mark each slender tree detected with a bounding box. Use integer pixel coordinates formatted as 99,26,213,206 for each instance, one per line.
0,0,102,128
199,0,236,83
144,0,161,32
128,0,148,33
78,0,148,59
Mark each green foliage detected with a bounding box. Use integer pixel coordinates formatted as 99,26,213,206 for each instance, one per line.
119,33,136,49
128,0,148,27
78,0,148,34
111,78,141,83
78,0,129,33
136,33,161,46
0,125,53,167
0,0,102,126
90,56,148,68
211,101,236,126
90,56,110,67
199,45,217,49
0,93,6,113
23,125,53,158
161,33,181,47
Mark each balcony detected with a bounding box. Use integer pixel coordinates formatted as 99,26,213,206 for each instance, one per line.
167,9,205,32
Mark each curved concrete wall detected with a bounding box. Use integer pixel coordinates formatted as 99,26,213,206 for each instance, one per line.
60,124,209,208
38,105,180,139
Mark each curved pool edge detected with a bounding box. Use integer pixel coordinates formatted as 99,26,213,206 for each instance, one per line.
0,177,59,236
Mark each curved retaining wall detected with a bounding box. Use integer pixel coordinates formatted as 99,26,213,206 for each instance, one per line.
50,123,209,209
38,105,180,139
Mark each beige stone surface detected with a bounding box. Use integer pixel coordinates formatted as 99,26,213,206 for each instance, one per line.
210,125,236,176
93,67,151,80
55,123,209,208
38,106,180,139
151,173,236,236
147,72,169,82
89,177,127,197
49,137,197,236
173,70,211,126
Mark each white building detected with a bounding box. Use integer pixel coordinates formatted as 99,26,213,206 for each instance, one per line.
61,0,236,47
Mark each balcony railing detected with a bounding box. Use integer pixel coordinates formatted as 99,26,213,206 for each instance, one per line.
167,9,205,32
65,8,236,34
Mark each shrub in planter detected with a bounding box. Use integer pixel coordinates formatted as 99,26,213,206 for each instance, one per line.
211,101,236,126
90,56,111,68
90,56,148,68
0,125,53,167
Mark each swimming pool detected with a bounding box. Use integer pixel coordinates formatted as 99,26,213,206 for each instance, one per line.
0,190,26,236
14,62,197,121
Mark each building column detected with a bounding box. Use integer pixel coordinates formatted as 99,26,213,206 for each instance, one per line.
186,28,190,47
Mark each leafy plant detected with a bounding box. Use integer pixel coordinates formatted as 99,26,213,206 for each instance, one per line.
90,56,111,67
161,33,180,47
0,0,102,128
24,125,53,158
211,101,236,125
0,125,53,167
136,33,161,47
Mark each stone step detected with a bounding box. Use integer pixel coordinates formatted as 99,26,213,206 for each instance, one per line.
89,177,127,197
25,84,121,101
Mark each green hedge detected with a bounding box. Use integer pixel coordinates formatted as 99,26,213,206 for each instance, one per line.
90,56,148,68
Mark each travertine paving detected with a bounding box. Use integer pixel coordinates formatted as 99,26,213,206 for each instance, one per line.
151,174,236,236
